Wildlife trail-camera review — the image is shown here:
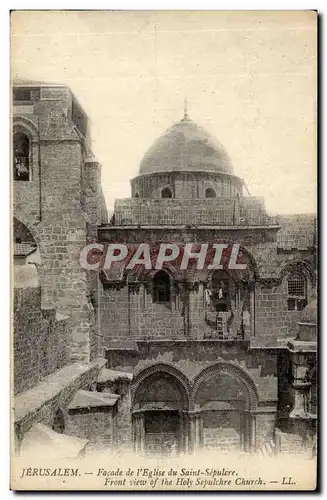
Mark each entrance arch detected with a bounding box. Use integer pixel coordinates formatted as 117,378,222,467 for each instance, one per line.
191,364,258,452
132,364,190,456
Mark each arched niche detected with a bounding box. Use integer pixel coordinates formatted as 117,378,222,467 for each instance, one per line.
161,187,173,198
132,364,190,456
205,187,216,198
132,364,190,411
191,363,258,452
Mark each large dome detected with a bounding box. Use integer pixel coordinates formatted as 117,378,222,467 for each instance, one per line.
139,116,233,175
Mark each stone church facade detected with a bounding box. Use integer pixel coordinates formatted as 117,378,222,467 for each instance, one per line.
12,81,317,458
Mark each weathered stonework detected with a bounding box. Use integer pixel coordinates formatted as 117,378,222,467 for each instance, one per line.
12,81,317,457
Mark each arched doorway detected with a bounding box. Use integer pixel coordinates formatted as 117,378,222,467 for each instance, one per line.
192,365,258,453
132,366,190,456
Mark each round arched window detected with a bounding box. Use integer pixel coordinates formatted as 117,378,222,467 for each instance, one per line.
161,187,172,198
287,272,307,311
135,192,140,198
13,132,30,181
211,270,232,312
153,270,171,303
205,188,216,198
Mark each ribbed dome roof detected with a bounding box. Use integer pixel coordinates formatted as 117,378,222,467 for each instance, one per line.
300,299,317,324
139,116,233,175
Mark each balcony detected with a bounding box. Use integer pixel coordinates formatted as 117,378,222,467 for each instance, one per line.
204,308,248,340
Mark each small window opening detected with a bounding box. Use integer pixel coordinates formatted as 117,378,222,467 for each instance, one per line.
153,270,171,303
13,132,30,181
205,188,216,198
13,88,32,102
161,187,172,198
287,272,307,311
212,270,232,312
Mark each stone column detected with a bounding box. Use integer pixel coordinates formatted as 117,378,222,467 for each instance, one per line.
243,412,256,453
195,414,203,450
179,412,189,454
189,412,202,454
140,414,145,453
250,414,256,453
188,413,196,454
249,281,255,336
133,413,145,454
289,352,312,419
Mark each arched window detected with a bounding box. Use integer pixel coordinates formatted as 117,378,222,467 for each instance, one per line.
287,272,307,311
211,270,232,312
205,187,216,198
52,409,65,434
153,270,171,303
135,192,140,198
161,187,172,199
13,132,30,181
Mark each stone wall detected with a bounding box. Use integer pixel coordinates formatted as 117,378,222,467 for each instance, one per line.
106,341,278,406
13,287,69,394
98,223,316,347
98,278,311,345
66,407,116,451
99,380,132,450
113,197,275,227
14,359,106,450
255,274,316,342
102,345,278,452
202,411,241,450
13,84,108,365
255,412,276,449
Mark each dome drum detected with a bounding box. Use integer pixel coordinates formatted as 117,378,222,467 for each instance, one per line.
131,170,243,200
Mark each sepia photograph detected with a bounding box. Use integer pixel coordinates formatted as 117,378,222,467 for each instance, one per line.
10,10,317,491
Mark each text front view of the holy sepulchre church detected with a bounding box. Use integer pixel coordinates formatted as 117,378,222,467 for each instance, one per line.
13,80,317,459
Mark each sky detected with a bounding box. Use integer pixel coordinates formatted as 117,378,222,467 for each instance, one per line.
11,10,317,215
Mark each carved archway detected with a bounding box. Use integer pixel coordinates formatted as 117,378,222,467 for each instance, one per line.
191,362,259,411
190,363,259,453
132,363,191,456
206,244,259,284
132,363,191,410
12,116,39,142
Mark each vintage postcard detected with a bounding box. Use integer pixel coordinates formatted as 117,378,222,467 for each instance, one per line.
10,10,317,491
